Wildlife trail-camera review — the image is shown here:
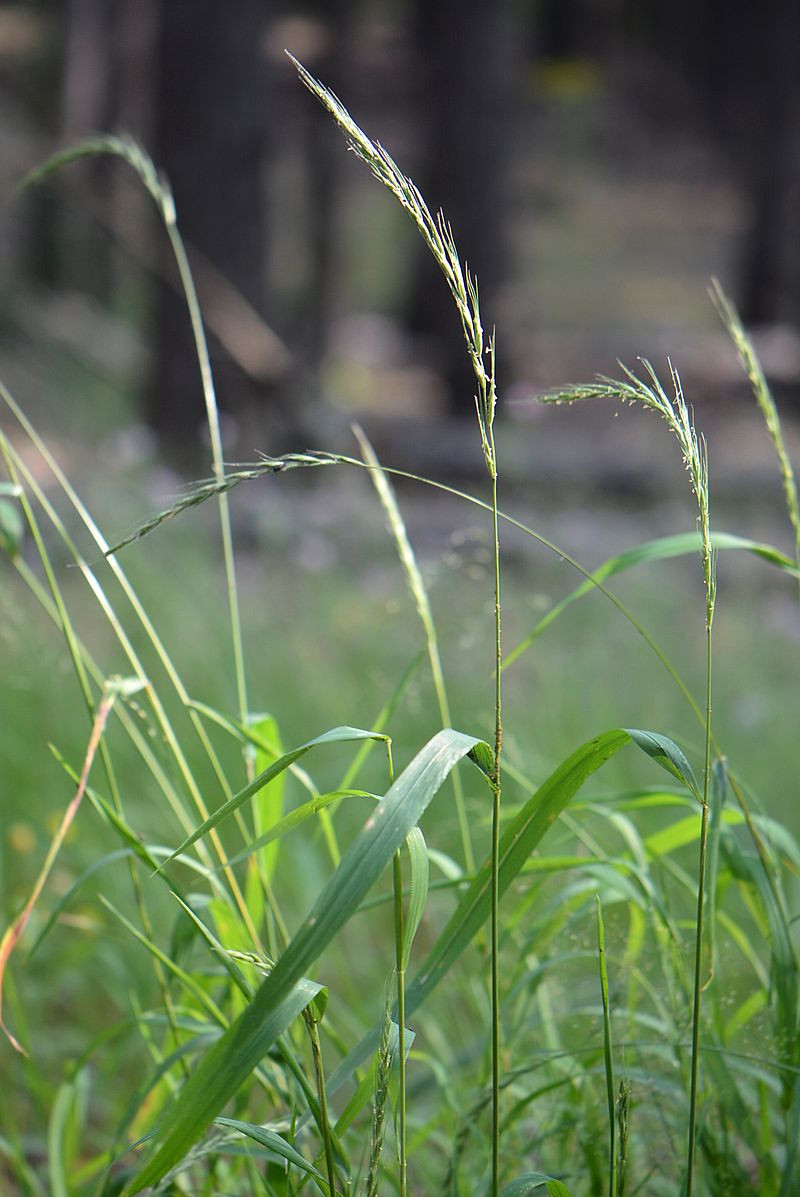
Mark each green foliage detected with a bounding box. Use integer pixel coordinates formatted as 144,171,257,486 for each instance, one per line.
0,61,798,1197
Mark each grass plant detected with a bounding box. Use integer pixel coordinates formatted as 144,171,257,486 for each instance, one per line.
0,60,799,1197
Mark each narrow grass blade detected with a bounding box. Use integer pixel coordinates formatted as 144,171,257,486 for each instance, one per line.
224,790,378,869
326,726,697,1094
47,1069,90,1197
247,714,285,881
354,424,476,871
402,826,430,970
596,897,617,1197
158,726,387,869
214,1118,328,1192
125,729,489,1194
0,688,117,1053
503,531,800,671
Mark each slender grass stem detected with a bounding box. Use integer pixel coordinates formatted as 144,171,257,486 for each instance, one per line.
489,463,502,1197
306,1013,338,1197
597,896,617,1197
685,628,713,1197
393,852,407,1197
386,743,408,1197
355,426,475,873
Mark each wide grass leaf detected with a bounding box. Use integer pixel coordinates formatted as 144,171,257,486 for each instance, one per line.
406,727,695,1012
125,728,489,1194
326,725,697,1093
500,1173,560,1196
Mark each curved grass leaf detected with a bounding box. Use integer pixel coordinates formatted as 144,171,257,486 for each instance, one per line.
500,1174,559,1196
158,726,388,871
403,826,430,970
224,790,379,870
406,727,696,1014
324,727,698,1103
125,728,489,1194
503,531,800,671
214,1118,327,1191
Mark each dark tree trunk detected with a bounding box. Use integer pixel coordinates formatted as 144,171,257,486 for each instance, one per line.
57,0,117,297
149,0,270,462
736,0,800,324
690,0,800,325
406,0,516,417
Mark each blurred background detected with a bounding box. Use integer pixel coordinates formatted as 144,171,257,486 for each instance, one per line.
0,1,799,759
0,0,799,471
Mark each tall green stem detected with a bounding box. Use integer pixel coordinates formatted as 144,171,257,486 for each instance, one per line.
490,464,502,1197
393,851,407,1197
306,1013,338,1197
387,743,407,1197
685,626,713,1196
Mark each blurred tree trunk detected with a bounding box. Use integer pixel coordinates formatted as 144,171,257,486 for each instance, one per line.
735,0,800,325
693,0,800,325
149,0,270,461
57,0,116,296
406,0,516,417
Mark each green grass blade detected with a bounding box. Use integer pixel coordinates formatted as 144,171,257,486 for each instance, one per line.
224,790,378,869
402,826,430,971
500,1174,559,1195
158,726,388,869
407,727,695,1012
125,728,488,1193
354,425,476,872
214,1119,328,1193
503,531,799,672
326,726,697,1094
596,897,617,1197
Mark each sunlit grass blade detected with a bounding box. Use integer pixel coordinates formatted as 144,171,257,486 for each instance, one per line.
125,729,489,1194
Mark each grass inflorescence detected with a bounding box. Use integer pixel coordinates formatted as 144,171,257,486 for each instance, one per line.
0,59,798,1197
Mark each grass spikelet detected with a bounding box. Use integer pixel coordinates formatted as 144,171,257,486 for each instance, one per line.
710,279,800,570
287,53,496,475
290,55,505,1195
365,999,394,1197
541,359,715,628
617,1079,630,1197
103,453,330,556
